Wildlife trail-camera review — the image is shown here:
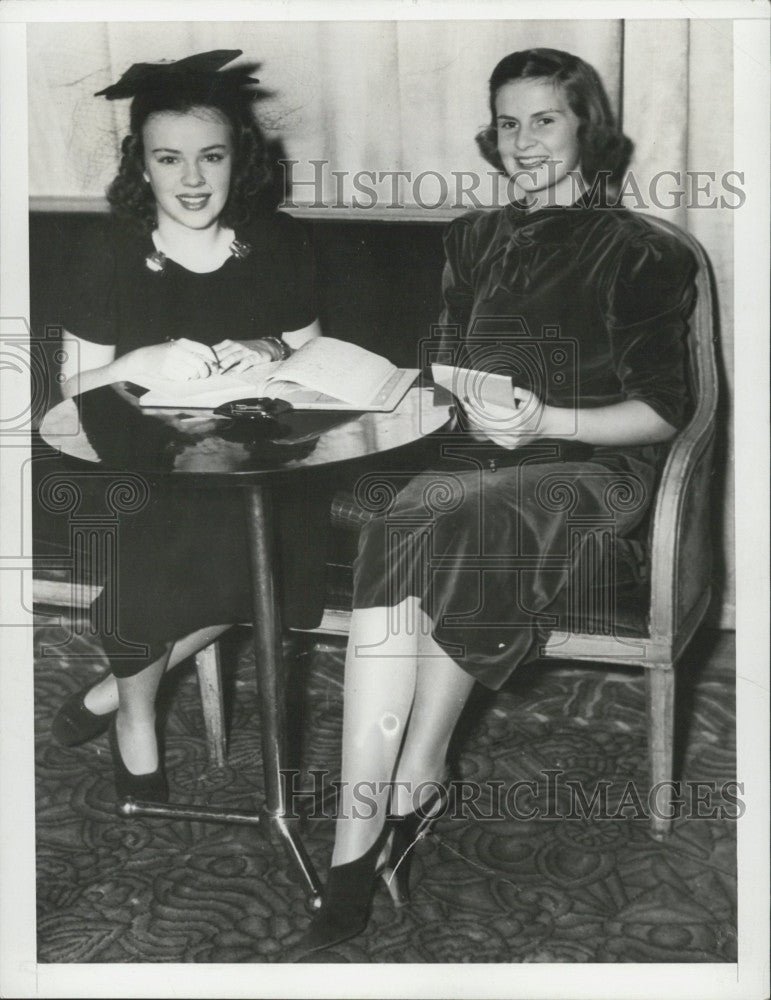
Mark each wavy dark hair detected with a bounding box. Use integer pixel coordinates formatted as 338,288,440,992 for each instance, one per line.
475,48,632,190
106,72,273,232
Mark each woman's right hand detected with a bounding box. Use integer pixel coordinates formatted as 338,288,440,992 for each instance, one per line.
125,339,221,381
461,388,544,450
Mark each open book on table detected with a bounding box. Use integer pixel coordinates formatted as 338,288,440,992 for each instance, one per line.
136,337,419,411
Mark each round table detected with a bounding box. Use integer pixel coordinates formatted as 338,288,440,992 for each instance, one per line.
40,383,454,906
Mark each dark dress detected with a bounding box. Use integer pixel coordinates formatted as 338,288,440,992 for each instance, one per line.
60,211,325,676
353,199,697,690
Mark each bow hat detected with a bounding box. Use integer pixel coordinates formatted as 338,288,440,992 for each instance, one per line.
95,49,259,99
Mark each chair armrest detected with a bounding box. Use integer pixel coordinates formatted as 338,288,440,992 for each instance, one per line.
648,387,717,646
642,218,720,649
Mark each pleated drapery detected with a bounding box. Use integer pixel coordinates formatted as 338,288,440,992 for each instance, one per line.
28,20,622,211
622,20,735,627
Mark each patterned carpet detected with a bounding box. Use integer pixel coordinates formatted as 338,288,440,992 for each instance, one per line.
34,615,737,964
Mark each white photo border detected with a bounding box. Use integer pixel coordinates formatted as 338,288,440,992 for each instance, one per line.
1,2,768,998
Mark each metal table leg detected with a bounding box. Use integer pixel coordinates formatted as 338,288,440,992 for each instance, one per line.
242,484,322,906
119,482,323,910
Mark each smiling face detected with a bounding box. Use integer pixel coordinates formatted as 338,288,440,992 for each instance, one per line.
142,107,234,235
495,78,584,207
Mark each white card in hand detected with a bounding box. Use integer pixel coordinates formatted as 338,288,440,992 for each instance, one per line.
431,364,517,410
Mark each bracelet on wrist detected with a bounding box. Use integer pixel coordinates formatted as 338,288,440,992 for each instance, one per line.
262,337,292,361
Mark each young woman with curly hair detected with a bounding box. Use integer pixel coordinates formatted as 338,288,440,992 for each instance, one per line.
295,48,696,958
105,57,274,237
474,47,632,196
50,51,324,801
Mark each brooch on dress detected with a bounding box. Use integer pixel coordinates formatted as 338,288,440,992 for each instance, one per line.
145,249,167,273
144,239,253,273
229,239,252,259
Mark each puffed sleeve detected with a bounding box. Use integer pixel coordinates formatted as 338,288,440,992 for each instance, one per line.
58,220,120,345
439,215,475,332
267,211,317,332
605,226,697,430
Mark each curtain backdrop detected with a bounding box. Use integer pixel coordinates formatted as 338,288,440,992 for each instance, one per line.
622,20,734,628
28,21,621,208
26,19,735,626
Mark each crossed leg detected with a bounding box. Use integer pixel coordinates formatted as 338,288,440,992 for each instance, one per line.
88,624,231,774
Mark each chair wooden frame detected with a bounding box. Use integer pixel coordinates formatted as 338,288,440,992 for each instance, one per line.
535,216,719,837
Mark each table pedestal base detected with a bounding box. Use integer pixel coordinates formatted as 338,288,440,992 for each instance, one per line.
118,799,322,910
112,483,324,912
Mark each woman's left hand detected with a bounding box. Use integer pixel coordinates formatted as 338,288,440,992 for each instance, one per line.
213,339,276,375
462,386,551,449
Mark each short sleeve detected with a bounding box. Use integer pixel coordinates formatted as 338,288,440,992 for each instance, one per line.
605,227,697,429
58,221,120,345
262,211,317,333
439,215,475,333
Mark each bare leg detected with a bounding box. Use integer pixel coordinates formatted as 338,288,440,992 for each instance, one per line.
332,599,477,862
110,625,230,775
84,624,231,716
297,599,476,958
114,650,170,775
296,600,420,958
391,608,476,815
331,599,420,866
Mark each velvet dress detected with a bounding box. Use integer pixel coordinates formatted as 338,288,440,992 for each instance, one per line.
353,199,697,690
60,211,326,677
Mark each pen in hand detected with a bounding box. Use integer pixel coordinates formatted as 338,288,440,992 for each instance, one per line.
210,339,277,375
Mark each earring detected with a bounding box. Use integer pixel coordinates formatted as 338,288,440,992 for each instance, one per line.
142,172,150,184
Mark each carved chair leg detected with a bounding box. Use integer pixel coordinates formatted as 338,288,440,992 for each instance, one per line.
645,665,675,841
194,641,227,769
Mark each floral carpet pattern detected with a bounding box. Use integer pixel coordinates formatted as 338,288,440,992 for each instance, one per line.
34,615,737,964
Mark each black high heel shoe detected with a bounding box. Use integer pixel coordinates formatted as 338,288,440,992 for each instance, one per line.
108,717,169,804
292,822,398,961
51,676,115,747
382,776,452,907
